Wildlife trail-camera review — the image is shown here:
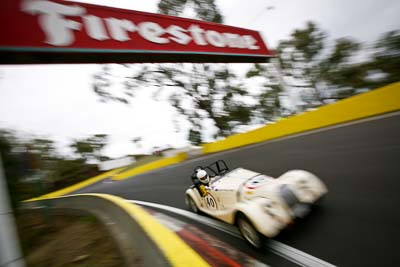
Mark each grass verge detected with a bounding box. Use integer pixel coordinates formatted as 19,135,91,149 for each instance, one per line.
16,211,126,267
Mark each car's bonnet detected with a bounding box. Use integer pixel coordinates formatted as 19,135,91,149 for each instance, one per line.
211,168,260,191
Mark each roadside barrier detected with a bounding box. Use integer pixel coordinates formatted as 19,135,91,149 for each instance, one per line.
202,82,400,154
112,152,187,181
27,168,123,201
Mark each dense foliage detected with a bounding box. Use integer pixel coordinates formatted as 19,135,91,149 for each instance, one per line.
0,130,104,210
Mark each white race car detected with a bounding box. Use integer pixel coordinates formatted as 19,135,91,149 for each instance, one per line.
185,160,328,248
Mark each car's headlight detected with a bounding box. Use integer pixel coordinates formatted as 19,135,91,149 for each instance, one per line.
257,197,290,225
280,184,299,208
258,198,278,217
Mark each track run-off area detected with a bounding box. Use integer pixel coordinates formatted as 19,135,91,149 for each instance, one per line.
77,111,400,267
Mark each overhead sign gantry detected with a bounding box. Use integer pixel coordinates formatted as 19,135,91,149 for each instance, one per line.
0,0,273,64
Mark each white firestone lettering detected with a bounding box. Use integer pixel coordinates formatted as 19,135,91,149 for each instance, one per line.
22,0,84,46
188,25,207,46
223,33,246,48
105,18,136,42
21,1,261,51
243,35,260,50
167,25,191,45
205,30,225,47
138,22,169,44
83,15,109,41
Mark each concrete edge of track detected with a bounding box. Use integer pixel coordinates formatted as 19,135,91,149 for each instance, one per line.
23,193,210,267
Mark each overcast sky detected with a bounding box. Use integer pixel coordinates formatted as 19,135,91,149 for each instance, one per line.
0,0,399,158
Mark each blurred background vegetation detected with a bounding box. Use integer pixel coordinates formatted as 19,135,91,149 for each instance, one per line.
0,130,106,209
93,0,400,145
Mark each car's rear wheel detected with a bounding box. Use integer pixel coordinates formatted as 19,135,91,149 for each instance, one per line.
237,213,264,249
186,195,199,213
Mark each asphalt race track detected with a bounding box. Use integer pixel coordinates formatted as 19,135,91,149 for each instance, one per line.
77,112,400,267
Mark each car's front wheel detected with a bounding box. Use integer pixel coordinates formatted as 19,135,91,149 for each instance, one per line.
237,213,264,249
186,195,199,213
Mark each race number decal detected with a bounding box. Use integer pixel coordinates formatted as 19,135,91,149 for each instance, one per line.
204,194,218,210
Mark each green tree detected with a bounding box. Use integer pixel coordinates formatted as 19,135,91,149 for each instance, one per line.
23,138,58,170
127,63,252,140
322,30,400,98
48,158,98,189
92,0,255,143
157,0,223,22
248,25,399,116
70,134,108,162
275,22,361,112
0,130,24,209
0,129,103,203
246,62,290,122
364,30,400,88
93,65,129,104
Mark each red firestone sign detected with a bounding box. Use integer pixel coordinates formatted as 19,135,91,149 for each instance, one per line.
0,0,273,64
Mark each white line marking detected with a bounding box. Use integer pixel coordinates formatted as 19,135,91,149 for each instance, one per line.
128,199,337,267
130,200,241,237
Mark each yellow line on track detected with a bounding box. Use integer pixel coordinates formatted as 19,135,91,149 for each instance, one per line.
93,194,210,267
202,82,400,154
28,194,210,267
26,168,123,201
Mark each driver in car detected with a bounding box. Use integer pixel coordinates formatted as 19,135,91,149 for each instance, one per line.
193,169,213,197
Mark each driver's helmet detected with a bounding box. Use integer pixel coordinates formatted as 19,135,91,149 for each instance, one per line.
196,169,210,184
